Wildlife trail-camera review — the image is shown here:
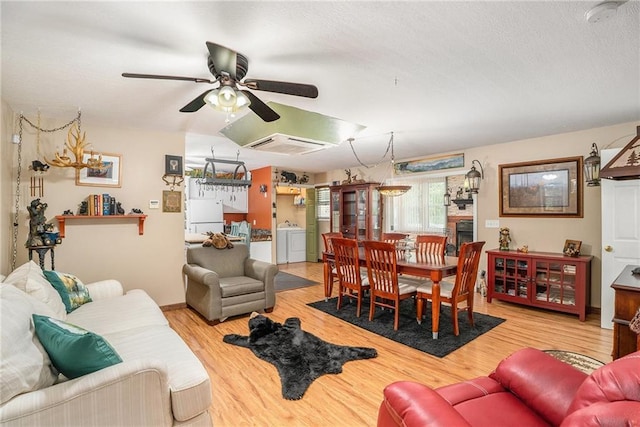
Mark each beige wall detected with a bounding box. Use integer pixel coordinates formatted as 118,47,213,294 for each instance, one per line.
1,101,15,274
3,97,637,309
2,103,186,306
317,120,640,309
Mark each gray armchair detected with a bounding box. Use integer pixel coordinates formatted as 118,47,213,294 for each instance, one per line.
183,243,278,325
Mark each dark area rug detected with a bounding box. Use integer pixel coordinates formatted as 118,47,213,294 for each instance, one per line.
223,313,377,400
308,297,505,358
274,271,318,292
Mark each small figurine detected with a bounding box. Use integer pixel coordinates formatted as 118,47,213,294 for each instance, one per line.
130,208,143,214
78,201,88,215
26,198,48,247
517,245,529,253
30,160,50,172
476,270,487,297
499,227,511,251
115,202,125,215
62,209,74,216
342,169,352,184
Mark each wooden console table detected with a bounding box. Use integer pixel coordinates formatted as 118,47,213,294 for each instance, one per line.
611,264,640,360
55,214,147,238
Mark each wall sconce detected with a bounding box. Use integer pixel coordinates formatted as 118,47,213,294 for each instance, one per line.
584,143,601,186
443,188,452,206
259,184,268,198
466,160,484,193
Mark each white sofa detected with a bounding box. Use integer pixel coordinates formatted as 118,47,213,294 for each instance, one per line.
0,261,213,426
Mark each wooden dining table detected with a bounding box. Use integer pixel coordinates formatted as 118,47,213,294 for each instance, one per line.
323,248,458,339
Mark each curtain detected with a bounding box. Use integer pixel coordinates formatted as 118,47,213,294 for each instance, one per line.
385,177,447,233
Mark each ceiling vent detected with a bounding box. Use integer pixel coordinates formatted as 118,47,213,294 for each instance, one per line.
247,134,332,155
220,102,365,155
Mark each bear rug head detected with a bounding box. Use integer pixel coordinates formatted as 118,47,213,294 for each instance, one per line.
223,312,377,400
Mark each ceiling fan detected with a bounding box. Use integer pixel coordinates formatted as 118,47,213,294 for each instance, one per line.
122,42,318,122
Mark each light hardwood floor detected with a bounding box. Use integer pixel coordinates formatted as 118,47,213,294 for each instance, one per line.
165,261,613,427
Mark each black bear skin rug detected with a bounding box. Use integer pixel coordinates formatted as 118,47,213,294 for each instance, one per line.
223,312,377,400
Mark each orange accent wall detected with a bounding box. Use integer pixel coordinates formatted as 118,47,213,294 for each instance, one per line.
223,213,247,224
246,166,273,230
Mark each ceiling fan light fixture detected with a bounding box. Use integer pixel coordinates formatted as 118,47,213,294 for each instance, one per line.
377,185,412,197
204,88,249,113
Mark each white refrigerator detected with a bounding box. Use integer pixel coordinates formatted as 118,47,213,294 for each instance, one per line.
187,199,224,234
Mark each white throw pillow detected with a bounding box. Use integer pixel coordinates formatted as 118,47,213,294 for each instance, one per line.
3,261,66,319
0,284,59,405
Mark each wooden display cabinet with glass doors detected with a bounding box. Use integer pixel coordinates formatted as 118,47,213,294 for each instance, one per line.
486,249,592,321
330,182,382,241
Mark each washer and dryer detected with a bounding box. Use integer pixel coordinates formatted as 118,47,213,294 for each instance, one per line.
276,224,307,264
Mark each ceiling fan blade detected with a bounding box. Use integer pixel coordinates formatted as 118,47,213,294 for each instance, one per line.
122,72,214,84
179,90,212,113
243,79,318,98
241,90,280,122
206,42,240,80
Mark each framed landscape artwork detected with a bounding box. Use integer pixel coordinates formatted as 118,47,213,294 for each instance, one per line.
499,156,583,218
76,152,122,188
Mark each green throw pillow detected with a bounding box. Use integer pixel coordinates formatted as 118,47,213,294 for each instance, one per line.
32,314,122,379
43,270,92,313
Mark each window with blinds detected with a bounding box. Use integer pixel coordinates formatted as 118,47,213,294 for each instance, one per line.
385,177,447,233
316,187,330,220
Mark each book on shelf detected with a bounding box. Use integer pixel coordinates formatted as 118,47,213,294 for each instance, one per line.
86,193,116,216
102,194,111,216
109,197,116,215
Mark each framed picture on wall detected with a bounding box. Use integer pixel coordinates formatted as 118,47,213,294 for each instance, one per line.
163,190,181,213
165,155,183,176
499,156,583,218
76,152,122,188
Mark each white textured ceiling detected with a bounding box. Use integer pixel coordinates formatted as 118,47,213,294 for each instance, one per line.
2,1,639,174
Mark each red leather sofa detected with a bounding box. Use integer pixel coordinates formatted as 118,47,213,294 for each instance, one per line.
378,348,640,427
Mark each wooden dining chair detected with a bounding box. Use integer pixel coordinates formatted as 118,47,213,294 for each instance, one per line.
415,241,485,336
364,240,427,330
415,234,448,260
381,232,408,243
381,232,409,260
322,232,343,299
332,237,369,317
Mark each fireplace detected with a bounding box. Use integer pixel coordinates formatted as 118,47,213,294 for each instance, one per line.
456,220,474,255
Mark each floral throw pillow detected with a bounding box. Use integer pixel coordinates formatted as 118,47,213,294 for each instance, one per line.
43,271,92,313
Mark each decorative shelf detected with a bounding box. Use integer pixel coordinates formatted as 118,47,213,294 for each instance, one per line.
452,198,474,210
55,214,147,238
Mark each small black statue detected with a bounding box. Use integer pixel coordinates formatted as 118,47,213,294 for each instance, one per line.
115,202,125,215
130,208,143,214
78,201,88,215
62,209,74,216
30,160,50,172
26,199,48,247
